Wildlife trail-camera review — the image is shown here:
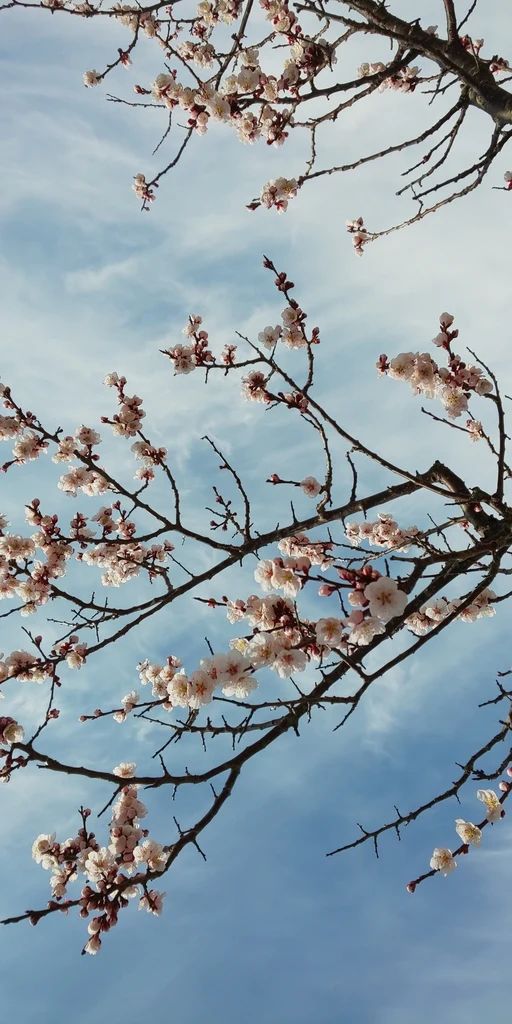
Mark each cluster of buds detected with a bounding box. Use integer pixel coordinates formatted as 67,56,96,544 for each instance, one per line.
489,55,510,75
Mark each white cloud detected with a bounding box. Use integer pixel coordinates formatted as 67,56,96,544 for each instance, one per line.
65,257,139,293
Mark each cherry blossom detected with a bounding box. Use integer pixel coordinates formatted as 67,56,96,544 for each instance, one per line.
476,789,503,823
454,820,482,846
430,848,457,875
363,577,408,623
260,178,298,213
300,476,322,498
0,717,24,746
139,891,165,915
113,762,136,779
83,70,100,87
315,618,345,649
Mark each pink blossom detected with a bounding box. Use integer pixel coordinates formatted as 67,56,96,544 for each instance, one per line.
0,717,24,745
300,476,322,498
315,618,344,648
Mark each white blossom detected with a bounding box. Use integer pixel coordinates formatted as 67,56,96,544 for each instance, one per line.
430,848,457,875
455,819,482,845
363,577,407,622
300,476,322,498
113,762,136,779
476,789,503,823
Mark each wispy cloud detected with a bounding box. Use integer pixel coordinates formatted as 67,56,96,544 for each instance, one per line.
65,257,139,294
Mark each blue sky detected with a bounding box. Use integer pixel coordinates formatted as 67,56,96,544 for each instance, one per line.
1,3,512,1021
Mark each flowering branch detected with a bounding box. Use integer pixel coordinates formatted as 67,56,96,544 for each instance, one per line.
1,260,511,950
3,0,512,245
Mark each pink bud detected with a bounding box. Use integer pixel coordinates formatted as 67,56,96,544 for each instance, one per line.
439,312,454,329
346,610,364,626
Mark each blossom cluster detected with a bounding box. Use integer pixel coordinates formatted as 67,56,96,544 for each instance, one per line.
379,312,493,418
345,513,419,553
0,384,49,468
259,177,298,213
166,295,317,384
346,217,371,256
357,61,420,93
405,588,496,635
102,373,146,437
0,649,51,685
0,493,174,620
32,788,166,954
79,538,173,588
424,782,508,885
46,0,510,241
165,314,216,375
92,530,412,721
239,559,408,656
137,37,298,166
102,510,501,728
257,299,310,351
138,649,256,708
458,34,510,69
0,716,24,747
